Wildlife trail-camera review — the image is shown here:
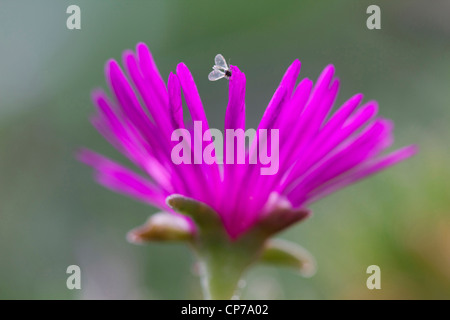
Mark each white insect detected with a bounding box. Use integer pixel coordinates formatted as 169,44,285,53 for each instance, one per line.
208,54,232,81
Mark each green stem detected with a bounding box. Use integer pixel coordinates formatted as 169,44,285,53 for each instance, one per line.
198,248,248,299
193,231,266,300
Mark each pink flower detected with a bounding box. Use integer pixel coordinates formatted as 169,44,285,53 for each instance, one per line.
80,43,417,240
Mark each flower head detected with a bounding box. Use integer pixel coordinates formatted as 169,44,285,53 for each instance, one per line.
80,43,417,299
80,43,416,240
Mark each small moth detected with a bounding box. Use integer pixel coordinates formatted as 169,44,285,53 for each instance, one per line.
208,54,231,81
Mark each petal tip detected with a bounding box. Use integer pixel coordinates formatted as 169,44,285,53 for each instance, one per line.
91,89,105,103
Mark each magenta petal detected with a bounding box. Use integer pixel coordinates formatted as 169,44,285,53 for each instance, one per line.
305,119,393,189
261,85,288,130
176,62,210,128
258,60,301,132
294,65,335,146
274,78,314,147
301,93,364,167
279,59,301,98
167,72,184,129
136,43,168,107
286,119,394,205
91,90,164,175
123,50,172,138
176,62,221,206
281,94,365,186
78,149,167,209
106,60,156,141
306,145,418,204
224,65,246,131
222,65,247,233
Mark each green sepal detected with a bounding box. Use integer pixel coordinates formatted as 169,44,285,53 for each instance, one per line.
127,212,194,243
166,194,223,233
259,238,316,277
252,206,312,238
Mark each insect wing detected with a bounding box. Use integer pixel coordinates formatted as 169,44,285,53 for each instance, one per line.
214,54,228,70
208,69,225,81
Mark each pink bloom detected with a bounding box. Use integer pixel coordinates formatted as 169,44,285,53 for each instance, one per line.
80,43,417,239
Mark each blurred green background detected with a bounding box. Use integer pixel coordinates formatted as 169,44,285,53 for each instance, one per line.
1,0,449,299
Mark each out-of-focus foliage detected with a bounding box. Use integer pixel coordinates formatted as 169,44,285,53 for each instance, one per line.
0,0,449,299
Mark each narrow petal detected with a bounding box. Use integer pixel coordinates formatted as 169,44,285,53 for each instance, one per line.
255,59,301,132
136,43,168,107
78,149,167,209
281,99,378,190
305,145,418,204
176,62,210,128
293,65,335,148
176,63,221,205
106,59,157,144
278,78,313,141
224,65,246,131
283,78,340,169
91,89,173,189
301,93,364,168
223,65,247,232
305,119,393,189
167,72,184,129
123,50,172,137
280,59,301,98
286,119,394,204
